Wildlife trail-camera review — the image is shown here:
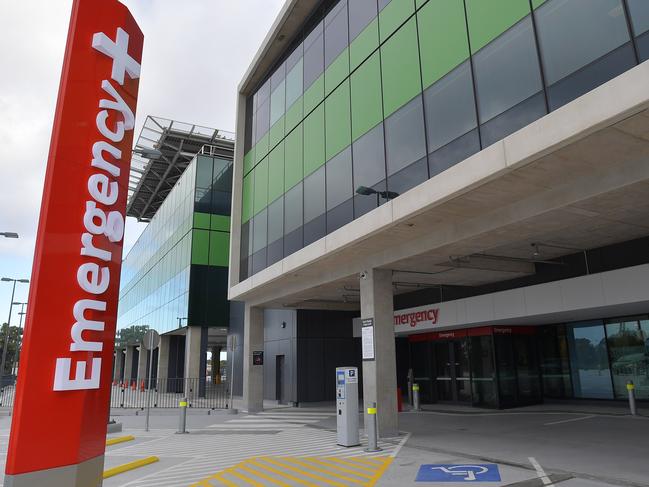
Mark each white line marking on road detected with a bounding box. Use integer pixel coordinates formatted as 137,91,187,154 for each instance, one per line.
544,415,595,426
529,457,553,486
391,432,411,458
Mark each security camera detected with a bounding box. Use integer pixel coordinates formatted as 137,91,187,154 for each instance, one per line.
360,271,368,280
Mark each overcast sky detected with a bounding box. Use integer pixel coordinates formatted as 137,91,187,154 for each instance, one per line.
0,0,284,325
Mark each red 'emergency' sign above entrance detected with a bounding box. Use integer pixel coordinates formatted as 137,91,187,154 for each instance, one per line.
5,1,142,485
394,306,440,330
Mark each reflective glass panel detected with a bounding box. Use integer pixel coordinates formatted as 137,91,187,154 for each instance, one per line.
304,21,324,90
384,96,427,176
349,0,378,41
473,16,543,123
324,0,349,68
566,321,614,399
607,318,649,399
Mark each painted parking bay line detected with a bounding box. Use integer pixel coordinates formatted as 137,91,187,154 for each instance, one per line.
192,455,393,486
543,415,595,426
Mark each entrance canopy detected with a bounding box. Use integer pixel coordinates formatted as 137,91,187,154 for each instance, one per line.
229,63,649,312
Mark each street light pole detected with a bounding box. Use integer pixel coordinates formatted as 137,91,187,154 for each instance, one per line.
1,278,29,380
11,303,27,375
0,232,19,239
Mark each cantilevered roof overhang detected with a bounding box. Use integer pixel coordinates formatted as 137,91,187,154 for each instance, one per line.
127,116,234,221
229,61,649,310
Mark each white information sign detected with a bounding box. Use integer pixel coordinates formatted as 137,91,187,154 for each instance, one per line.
361,318,375,360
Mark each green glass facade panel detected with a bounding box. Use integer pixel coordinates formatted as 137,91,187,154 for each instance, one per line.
304,75,325,115
269,115,285,149
268,141,285,202
379,0,415,43
244,149,254,175
284,124,304,189
325,48,350,96
417,0,470,89
465,0,531,54
191,229,210,265
193,212,211,229
253,157,268,215
325,80,352,161
285,96,303,132
380,17,422,117
209,231,230,267
350,51,383,141
350,17,379,71
210,214,231,232
242,173,253,223
255,132,269,164
303,103,325,176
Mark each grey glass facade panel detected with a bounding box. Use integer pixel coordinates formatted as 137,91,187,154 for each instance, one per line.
384,96,427,176
536,0,631,86
324,0,349,68
473,17,543,124
349,0,378,41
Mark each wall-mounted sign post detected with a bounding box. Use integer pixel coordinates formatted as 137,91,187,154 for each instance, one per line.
361,318,375,361
4,1,143,485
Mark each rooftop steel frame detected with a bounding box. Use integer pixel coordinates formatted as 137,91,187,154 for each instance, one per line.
127,116,235,221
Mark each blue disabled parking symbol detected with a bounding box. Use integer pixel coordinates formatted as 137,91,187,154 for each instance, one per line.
416,464,501,482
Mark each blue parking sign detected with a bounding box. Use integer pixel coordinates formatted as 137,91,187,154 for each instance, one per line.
416,464,501,482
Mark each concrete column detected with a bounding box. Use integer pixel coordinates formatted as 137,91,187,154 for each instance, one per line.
123,345,136,386
360,268,398,437
243,304,264,413
184,326,206,398
157,334,171,393
136,346,148,386
113,348,124,382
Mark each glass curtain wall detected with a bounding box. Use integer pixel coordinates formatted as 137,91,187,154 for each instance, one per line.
118,161,196,335
240,0,642,280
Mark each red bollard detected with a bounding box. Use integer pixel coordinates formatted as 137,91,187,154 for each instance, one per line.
397,387,403,412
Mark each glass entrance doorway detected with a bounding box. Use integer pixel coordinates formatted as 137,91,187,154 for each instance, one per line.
434,339,471,403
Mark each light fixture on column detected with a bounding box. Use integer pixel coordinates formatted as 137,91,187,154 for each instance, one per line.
531,243,541,258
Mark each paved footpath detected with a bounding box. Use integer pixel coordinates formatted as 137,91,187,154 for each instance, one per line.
104,409,406,487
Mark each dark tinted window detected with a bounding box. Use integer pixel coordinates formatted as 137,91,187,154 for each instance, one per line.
480,92,546,147
284,182,303,235
324,1,349,68
628,0,649,35
255,99,270,141
267,197,284,245
535,0,635,110
352,123,386,190
535,0,631,86
303,165,326,223
257,79,271,106
304,21,324,89
349,0,378,41
384,96,427,176
252,208,267,253
326,146,353,210
378,0,391,12
423,61,478,153
428,129,480,178
212,158,232,192
473,17,543,124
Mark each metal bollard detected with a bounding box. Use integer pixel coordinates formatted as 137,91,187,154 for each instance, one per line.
177,397,188,434
413,383,421,411
365,402,381,452
627,381,637,416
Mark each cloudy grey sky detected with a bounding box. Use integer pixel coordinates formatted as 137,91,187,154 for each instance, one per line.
0,0,284,324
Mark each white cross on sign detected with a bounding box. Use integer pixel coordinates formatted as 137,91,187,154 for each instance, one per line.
92,28,141,86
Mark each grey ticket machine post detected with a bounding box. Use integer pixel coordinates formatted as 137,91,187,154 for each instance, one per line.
336,366,359,447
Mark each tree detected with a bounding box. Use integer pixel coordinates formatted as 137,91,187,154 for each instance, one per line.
0,323,23,376
115,325,149,347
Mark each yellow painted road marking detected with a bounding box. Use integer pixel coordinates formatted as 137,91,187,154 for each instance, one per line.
302,457,374,479
239,464,291,487
228,468,265,486
103,456,159,479
105,435,135,446
281,456,366,484
327,456,377,472
207,473,237,487
263,457,347,487
248,458,313,486
197,455,393,487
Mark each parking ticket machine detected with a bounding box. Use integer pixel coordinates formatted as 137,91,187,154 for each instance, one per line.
336,366,359,447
